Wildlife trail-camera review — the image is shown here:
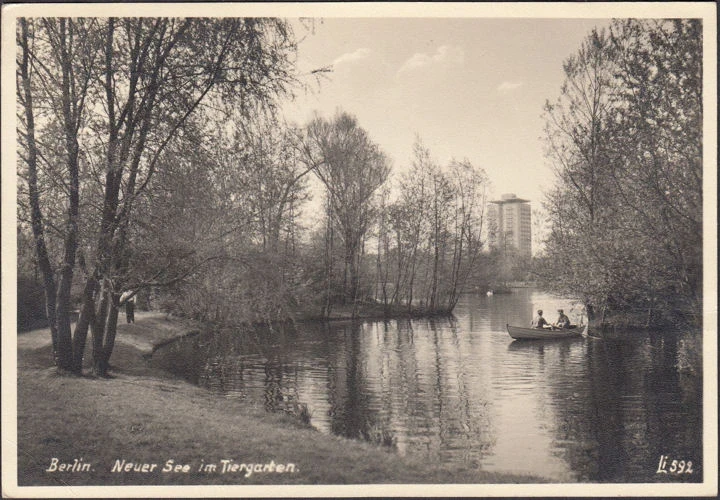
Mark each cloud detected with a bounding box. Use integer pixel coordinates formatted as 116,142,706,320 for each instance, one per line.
332,48,371,67
497,81,524,92
397,45,465,76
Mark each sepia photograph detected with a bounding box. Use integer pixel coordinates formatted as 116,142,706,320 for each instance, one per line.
1,2,716,497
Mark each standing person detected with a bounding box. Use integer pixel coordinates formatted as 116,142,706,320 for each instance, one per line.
531,309,549,329
120,291,136,324
126,295,136,324
554,309,570,329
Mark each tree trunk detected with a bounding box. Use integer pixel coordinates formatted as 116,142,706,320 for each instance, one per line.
406,235,419,312
323,207,334,317
392,230,402,306
71,275,99,373
95,300,120,377
381,230,390,310
374,227,381,303
91,286,120,378
430,217,440,311
351,243,362,318
344,245,354,306
54,287,74,372
54,20,83,373
18,19,63,365
91,280,110,374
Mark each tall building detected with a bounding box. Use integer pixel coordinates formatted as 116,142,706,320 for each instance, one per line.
488,193,532,257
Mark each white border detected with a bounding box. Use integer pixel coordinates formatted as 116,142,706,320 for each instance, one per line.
2,2,717,498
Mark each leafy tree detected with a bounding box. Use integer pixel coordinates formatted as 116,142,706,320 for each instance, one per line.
300,111,391,312
17,17,298,375
17,18,100,370
607,19,702,322
541,20,702,327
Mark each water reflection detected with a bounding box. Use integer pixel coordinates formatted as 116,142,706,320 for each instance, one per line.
152,290,702,482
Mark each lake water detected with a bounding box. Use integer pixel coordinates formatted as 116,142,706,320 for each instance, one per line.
152,289,703,482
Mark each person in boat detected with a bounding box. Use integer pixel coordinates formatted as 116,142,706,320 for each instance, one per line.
554,309,570,329
531,309,550,329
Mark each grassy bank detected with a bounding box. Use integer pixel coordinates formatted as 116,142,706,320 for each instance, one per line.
16,312,543,486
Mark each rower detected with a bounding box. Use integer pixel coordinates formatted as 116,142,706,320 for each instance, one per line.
531,309,549,329
554,309,570,329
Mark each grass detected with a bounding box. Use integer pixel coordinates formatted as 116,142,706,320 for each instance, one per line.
16,312,545,486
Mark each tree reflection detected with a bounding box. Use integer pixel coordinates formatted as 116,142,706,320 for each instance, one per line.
325,322,375,440
151,292,702,482
541,335,702,482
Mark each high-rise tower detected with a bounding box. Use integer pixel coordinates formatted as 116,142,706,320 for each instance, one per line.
488,193,531,257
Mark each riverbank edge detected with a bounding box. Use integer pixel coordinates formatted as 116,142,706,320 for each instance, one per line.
285,301,456,323
585,316,703,378
588,317,701,335
15,311,545,487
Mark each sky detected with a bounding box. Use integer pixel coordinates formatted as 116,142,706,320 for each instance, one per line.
281,17,610,208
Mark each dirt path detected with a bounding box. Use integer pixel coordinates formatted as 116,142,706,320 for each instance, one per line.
17,311,201,354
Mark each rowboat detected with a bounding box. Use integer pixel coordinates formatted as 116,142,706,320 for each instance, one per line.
506,323,588,340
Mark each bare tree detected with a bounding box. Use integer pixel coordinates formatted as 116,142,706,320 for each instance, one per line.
446,159,489,310
300,111,390,313
379,141,489,314
229,117,312,253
